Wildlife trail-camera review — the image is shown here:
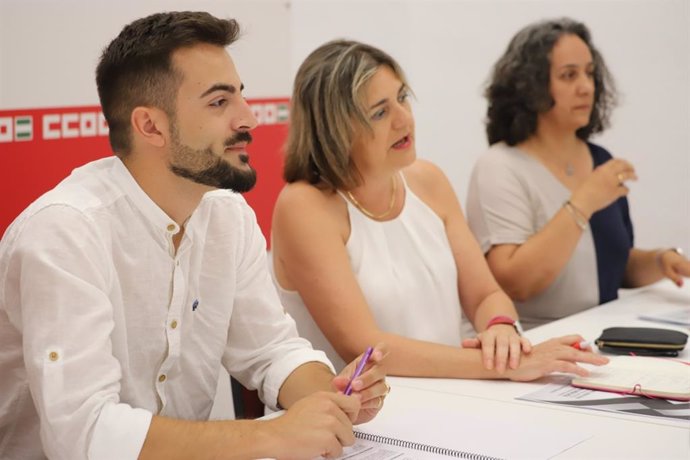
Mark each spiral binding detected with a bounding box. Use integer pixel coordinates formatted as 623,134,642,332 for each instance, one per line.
354,430,503,460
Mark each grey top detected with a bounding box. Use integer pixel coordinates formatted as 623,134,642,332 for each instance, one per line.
466,142,599,329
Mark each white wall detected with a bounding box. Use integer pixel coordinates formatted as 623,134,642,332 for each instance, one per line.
290,0,690,252
0,0,290,106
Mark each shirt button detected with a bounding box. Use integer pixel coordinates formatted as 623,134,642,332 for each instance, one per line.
158,374,167,383
166,224,176,232
170,320,178,329
49,351,59,361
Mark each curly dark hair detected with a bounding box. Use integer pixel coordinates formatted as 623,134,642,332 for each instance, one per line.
96,11,240,155
485,17,616,146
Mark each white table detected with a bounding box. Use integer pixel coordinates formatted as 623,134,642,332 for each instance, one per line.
385,280,690,459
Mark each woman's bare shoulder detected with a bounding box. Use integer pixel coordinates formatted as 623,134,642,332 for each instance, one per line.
276,181,339,209
403,159,455,202
274,181,348,231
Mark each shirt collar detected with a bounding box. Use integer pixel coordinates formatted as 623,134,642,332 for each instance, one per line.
110,157,181,237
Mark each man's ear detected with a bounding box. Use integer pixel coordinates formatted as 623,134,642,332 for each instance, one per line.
131,107,169,148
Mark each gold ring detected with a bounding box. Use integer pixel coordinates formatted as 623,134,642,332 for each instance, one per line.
377,396,383,409
384,382,391,395
617,173,625,185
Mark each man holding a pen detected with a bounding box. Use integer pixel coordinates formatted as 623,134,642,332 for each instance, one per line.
0,11,388,460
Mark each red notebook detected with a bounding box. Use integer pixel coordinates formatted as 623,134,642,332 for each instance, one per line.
571,355,690,401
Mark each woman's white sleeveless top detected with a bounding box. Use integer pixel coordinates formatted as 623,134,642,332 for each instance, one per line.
271,173,462,370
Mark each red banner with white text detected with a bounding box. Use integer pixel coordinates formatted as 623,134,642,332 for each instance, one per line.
0,98,289,244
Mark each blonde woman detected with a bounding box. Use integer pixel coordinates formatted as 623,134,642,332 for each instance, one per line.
270,39,607,378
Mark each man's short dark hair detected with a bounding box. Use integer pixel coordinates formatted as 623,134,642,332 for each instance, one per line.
96,11,240,155
485,17,617,146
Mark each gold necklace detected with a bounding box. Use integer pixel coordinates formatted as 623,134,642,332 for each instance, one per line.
346,176,397,219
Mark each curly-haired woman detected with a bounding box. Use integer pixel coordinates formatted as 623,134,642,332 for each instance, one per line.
466,18,690,330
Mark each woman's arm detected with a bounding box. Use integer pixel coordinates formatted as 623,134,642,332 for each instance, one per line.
624,248,690,288
486,208,587,301
406,160,529,371
482,157,636,301
271,171,604,379
271,180,499,378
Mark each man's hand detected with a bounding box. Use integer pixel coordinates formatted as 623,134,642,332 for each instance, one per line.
262,391,359,459
333,343,389,424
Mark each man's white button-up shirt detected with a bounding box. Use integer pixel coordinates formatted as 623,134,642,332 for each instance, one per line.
0,157,331,460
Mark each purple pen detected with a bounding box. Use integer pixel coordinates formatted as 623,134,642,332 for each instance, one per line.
344,346,374,395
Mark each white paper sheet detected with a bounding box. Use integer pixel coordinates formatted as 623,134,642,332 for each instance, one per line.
349,385,592,460
518,375,690,427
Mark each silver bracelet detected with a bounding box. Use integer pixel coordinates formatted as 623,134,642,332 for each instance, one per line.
563,200,588,231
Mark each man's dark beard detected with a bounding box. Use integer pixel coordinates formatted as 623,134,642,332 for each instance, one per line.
170,158,257,192
169,131,257,193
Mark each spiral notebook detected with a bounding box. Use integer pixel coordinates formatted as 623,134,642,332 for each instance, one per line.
335,385,591,460
348,430,501,459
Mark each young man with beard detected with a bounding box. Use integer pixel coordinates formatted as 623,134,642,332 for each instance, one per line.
0,11,388,460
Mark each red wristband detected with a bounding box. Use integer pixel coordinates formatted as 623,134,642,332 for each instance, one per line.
486,315,524,335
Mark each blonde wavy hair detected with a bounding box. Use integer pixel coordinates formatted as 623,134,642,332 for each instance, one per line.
284,39,408,190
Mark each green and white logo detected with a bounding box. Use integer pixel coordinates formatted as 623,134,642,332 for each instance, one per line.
276,103,289,123
15,116,33,141
0,115,33,143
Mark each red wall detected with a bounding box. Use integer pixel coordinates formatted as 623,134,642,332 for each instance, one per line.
0,98,288,244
